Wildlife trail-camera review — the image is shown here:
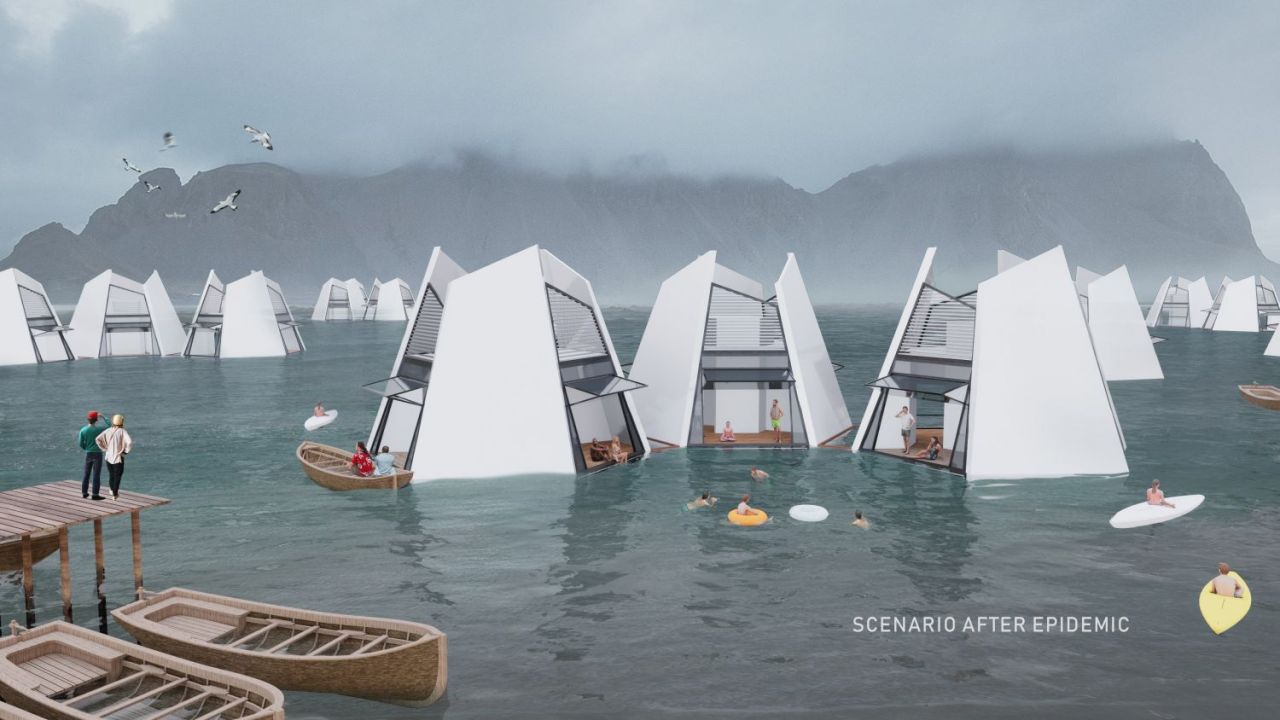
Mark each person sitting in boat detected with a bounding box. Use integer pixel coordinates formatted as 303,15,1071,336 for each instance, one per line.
589,438,609,462
351,441,375,477
1209,563,1243,598
372,446,397,476
750,466,768,481
608,436,628,464
687,491,718,510
720,421,736,442
1146,479,1175,508
314,402,326,417
736,494,756,516
914,437,942,461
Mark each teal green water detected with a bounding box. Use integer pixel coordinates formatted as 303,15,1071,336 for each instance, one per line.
0,309,1276,718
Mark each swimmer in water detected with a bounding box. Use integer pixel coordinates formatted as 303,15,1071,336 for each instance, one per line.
687,491,717,510
750,466,769,482
1209,563,1243,598
1146,479,1175,508
852,511,870,529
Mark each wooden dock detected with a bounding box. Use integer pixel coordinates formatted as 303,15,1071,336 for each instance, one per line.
0,481,170,628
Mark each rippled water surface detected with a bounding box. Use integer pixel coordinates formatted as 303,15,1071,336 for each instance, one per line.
0,308,1276,718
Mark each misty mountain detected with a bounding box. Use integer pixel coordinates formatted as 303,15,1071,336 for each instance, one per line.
3,141,1272,306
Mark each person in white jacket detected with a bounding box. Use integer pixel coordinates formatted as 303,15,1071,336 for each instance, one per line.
95,414,134,500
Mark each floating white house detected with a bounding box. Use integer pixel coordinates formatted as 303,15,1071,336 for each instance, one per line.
628,252,852,449
0,269,73,366
219,271,305,358
1146,276,1212,328
182,271,224,357
1202,275,1279,332
414,246,648,479
365,248,467,470
1080,265,1163,381
363,277,415,321
68,270,185,358
311,278,367,321
853,246,1127,479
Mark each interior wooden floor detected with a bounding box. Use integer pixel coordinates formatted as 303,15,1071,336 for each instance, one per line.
700,426,794,445
874,427,953,466
580,442,636,470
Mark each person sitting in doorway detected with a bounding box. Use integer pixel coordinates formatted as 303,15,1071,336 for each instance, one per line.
720,421,736,442
372,446,397,476
608,435,628,465
351,441,375,477
1209,563,1243,598
589,438,609,463
914,437,942,461
1146,479,1175,508
688,491,718,510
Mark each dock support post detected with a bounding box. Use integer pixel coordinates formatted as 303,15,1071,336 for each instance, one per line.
58,527,72,622
20,535,34,628
131,510,143,593
95,517,108,633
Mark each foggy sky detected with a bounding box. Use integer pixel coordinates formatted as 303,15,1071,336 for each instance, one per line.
2,0,1278,256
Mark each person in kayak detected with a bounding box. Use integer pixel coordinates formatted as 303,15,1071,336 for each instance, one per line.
1146,479,1175,508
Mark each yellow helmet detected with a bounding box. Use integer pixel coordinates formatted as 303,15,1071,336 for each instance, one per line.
111,414,125,427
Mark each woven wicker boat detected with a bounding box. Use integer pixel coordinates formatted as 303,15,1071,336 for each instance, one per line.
0,531,59,572
113,587,447,707
0,620,284,720
295,442,412,491
1239,384,1280,411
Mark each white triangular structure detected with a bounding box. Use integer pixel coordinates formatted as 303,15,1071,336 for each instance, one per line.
629,252,852,448
1266,326,1280,357
1146,276,1213,328
311,278,366,321
68,270,185,358
997,250,1026,274
414,247,649,480
1075,266,1102,318
363,277,414,321
182,271,224,357
0,268,73,365
366,248,467,471
1083,266,1163,381
853,246,1127,479
219,271,305,358
1203,275,1279,332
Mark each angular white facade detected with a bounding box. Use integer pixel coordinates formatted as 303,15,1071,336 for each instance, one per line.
414,247,649,480
629,252,851,448
1083,266,1163,381
1146,276,1213,329
219,271,305,358
311,278,367,321
996,250,1026,274
183,271,224,357
1266,326,1280,357
366,248,467,470
68,270,185,358
0,269,73,366
1203,275,1278,332
854,247,1128,479
1074,266,1101,318
363,277,414,321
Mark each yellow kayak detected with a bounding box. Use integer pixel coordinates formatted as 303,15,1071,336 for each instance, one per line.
1199,571,1251,635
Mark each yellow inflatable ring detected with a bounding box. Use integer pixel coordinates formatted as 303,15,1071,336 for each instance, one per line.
727,508,768,526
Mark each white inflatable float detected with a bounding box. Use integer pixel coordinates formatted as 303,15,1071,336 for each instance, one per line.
304,410,338,431
1108,494,1204,529
789,504,829,522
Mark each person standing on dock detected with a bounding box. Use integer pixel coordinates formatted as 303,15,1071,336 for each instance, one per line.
95,414,133,500
78,410,107,500
769,399,785,443
895,406,915,453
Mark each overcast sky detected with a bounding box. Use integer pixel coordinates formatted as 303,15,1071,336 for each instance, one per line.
2,0,1278,256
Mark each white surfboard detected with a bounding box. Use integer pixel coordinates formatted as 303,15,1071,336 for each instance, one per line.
789,504,829,522
1108,494,1204,529
304,409,338,431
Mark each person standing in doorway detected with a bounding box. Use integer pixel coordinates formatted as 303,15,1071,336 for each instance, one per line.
95,414,133,500
769,399,785,443
79,410,107,499
895,405,915,453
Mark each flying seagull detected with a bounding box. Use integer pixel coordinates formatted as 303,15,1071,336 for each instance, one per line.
161,132,177,151
210,189,241,214
165,212,186,219
243,125,273,151
141,179,161,193
122,158,142,173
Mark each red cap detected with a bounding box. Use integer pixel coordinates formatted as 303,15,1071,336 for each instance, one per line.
87,411,99,421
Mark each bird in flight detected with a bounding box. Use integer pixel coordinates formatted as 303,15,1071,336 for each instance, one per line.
141,179,161,193
210,189,241,214
122,158,142,173
243,125,273,151
165,212,187,219
161,132,177,151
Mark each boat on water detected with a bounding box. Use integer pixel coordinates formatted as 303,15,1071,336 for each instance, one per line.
0,531,59,572
113,587,447,706
1239,384,1280,410
295,441,412,491
0,620,284,720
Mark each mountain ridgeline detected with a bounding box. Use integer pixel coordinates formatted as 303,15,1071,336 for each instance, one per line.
3,141,1271,306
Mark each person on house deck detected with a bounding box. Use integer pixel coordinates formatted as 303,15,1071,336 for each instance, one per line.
372,445,396,476
589,438,609,463
720,421,736,442
608,435,628,464
914,436,942,461
769,399,785,443
1209,563,1243,598
895,405,915,453
94,414,133,500
79,410,107,500
351,441,375,477
1146,479,1175,508
687,491,717,510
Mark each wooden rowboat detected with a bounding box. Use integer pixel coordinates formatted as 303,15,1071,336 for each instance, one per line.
1239,384,1280,411
113,587,447,707
0,531,59,573
0,620,284,720
0,701,44,720
295,442,412,491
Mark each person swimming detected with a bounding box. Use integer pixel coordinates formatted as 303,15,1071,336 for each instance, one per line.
687,491,718,510
750,466,769,481
1146,479,1175,508
1209,562,1243,598
852,511,870,529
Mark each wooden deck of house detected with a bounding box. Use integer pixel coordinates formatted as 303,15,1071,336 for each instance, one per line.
700,426,794,446
873,427,953,467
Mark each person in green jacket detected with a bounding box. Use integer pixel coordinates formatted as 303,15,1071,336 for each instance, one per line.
79,410,107,500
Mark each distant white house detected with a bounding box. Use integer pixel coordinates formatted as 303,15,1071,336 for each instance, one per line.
311,278,367,321
1202,275,1279,332
628,252,852,449
219,271,305,358
1146,276,1213,329
183,270,224,357
365,248,467,471
1080,265,1163,381
413,246,648,479
0,268,73,366
853,246,1127,479
363,277,415,321
68,270,185,358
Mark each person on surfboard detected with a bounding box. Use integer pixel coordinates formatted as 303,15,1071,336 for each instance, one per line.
1209,563,1243,598
1146,479,1175,508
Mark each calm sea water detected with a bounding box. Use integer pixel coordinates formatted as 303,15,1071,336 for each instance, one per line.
0,308,1276,719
